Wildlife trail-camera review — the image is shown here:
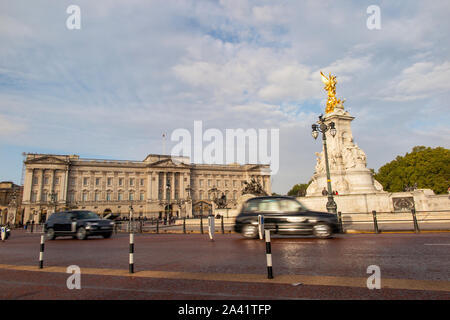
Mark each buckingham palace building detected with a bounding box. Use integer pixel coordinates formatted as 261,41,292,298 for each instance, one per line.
21,153,271,223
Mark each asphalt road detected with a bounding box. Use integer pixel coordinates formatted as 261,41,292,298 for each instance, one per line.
0,230,449,300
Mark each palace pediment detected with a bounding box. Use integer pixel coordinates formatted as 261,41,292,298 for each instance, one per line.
25,156,69,165
147,158,191,168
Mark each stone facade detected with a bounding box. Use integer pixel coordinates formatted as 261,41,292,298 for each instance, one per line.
21,154,271,223
0,181,23,225
300,189,450,213
304,106,449,214
307,108,384,196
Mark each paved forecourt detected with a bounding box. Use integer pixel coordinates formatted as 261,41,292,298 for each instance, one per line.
0,230,449,299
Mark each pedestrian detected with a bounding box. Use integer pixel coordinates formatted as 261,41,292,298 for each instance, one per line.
335,190,339,195
322,187,328,196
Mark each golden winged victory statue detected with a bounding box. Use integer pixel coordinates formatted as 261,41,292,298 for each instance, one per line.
320,71,345,114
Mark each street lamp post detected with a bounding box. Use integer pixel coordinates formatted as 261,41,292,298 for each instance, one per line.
9,189,18,226
48,192,57,214
166,181,171,223
312,115,337,214
129,202,134,232
184,185,192,218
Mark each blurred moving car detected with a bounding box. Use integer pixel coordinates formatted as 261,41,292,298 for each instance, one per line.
44,210,114,240
234,196,340,239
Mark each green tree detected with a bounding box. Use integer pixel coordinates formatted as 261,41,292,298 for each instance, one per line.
287,183,310,197
374,146,450,194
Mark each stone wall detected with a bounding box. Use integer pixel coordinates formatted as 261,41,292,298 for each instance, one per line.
298,189,449,213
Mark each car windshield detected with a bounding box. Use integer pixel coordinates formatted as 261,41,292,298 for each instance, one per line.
76,211,100,220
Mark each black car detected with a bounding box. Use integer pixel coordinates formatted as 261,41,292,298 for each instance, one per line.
234,196,340,239
44,210,114,240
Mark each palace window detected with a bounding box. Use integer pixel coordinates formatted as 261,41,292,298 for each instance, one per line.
129,193,134,201
140,193,145,201
107,177,112,186
82,193,88,202
118,192,123,201
119,178,124,186
32,177,38,185
140,178,145,186
31,192,37,203
95,178,100,186
68,193,75,202
130,178,134,186
44,177,49,185
83,177,88,186
94,192,100,201
54,177,59,185
106,192,111,201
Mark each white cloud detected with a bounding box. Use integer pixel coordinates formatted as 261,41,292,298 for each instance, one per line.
0,115,26,136
380,61,450,101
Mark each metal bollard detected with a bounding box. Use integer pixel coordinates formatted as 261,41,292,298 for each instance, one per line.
221,215,224,234
337,211,343,233
258,215,264,240
208,216,215,241
156,219,159,234
1,226,6,241
183,217,186,234
31,221,34,233
39,234,45,269
411,208,420,233
129,233,134,273
372,210,380,234
200,216,204,234
265,229,273,279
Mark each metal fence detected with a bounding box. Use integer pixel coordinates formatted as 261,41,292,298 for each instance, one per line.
337,209,450,233
11,209,450,235
112,216,235,234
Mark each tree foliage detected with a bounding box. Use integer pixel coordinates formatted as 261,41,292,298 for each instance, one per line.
287,183,310,197
374,146,450,194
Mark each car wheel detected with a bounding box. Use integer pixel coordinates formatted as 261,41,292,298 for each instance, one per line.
242,225,258,239
313,223,332,239
76,227,88,240
102,232,112,239
45,228,56,240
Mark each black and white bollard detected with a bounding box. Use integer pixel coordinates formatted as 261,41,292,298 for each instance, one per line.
129,233,134,273
258,215,264,240
265,229,273,279
1,226,6,241
39,234,45,269
208,216,215,241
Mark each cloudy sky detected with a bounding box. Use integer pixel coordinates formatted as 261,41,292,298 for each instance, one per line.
1,0,449,194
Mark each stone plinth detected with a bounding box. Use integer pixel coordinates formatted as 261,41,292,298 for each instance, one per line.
306,108,384,196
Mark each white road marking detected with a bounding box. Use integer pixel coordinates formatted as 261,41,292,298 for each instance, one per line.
424,244,450,246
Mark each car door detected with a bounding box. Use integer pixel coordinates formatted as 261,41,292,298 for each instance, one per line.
52,213,66,233
278,199,313,233
58,212,73,233
256,199,282,232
